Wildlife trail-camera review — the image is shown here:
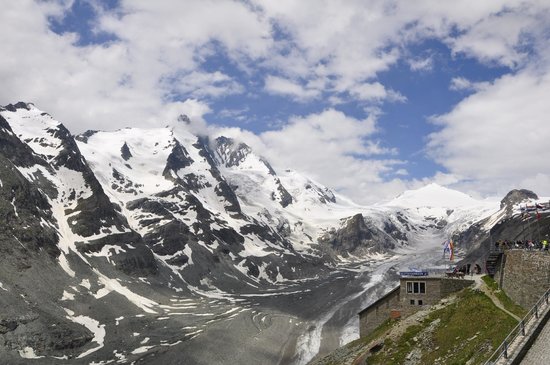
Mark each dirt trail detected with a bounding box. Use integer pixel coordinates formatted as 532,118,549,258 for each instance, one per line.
472,275,521,321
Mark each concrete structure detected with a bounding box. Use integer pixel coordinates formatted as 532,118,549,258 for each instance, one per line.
359,276,474,338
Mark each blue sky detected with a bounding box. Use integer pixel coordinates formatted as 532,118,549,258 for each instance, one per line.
2,0,550,203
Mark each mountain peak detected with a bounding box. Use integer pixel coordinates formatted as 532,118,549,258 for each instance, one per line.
500,189,538,209
2,101,35,112
387,183,480,208
177,114,191,124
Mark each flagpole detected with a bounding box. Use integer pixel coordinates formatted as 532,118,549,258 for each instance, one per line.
521,206,527,241
535,208,542,241
527,213,533,241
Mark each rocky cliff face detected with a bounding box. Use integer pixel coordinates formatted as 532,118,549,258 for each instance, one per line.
458,189,549,265
319,214,396,255
500,189,538,210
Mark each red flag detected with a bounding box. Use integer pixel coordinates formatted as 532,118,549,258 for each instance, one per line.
537,209,541,220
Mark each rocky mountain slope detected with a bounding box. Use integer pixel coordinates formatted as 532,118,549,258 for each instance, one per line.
0,102,542,364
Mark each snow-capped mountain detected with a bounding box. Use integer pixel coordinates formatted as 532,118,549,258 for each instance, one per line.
2,102,534,364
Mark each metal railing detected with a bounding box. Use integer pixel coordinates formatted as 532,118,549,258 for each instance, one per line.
484,287,550,364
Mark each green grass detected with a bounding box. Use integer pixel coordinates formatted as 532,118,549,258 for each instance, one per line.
481,275,527,318
346,318,397,350
368,324,424,364
313,319,399,365
364,289,518,365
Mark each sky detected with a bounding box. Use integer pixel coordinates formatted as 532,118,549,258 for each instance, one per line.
1,0,550,204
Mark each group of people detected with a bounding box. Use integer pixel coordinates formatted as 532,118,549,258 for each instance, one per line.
452,263,482,276
494,239,549,251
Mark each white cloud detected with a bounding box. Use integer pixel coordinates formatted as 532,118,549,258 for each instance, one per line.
255,109,405,202
166,71,244,98
428,68,550,197
264,75,320,101
348,82,406,103
408,57,433,71
0,0,270,133
447,10,534,68
449,77,491,92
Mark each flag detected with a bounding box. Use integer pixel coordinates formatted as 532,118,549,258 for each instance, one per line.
536,209,541,220
442,240,450,257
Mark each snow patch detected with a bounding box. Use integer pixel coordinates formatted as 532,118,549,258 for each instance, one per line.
64,309,105,359
80,279,91,290
131,346,154,354
18,346,44,359
93,270,158,313
61,290,75,301
58,254,75,277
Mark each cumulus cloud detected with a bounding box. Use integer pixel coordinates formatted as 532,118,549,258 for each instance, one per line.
449,77,491,92
256,109,404,202
264,75,320,101
428,68,550,197
348,82,406,103
407,56,434,72
0,0,270,132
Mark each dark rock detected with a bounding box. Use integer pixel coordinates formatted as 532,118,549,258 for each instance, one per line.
162,140,194,179
3,102,32,112
120,142,132,161
74,130,99,143
0,155,60,258
500,189,538,210
320,214,396,254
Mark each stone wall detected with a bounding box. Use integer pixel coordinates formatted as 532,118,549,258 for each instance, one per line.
440,278,475,297
359,287,400,337
499,251,550,309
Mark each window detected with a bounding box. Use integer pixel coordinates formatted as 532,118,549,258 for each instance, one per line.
410,299,415,305
406,281,426,294
418,300,423,306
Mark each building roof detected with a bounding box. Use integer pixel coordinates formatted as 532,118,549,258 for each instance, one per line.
358,286,400,315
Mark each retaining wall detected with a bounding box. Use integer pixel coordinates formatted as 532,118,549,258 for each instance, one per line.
499,251,550,309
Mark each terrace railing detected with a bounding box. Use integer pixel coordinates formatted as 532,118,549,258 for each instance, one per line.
484,287,550,365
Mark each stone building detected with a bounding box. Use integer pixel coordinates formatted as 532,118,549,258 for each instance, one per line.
359,276,474,337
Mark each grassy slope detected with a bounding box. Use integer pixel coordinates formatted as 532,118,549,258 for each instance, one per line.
481,275,527,318
311,288,519,365
368,289,518,364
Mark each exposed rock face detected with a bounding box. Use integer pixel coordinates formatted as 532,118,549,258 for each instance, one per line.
0,103,158,275
213,136,294,208
320,214,396,255
120,142,132,161
460,189,549,266
213,136,253,168
162,140,194,179
0,155,60,259
500,189,538,210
